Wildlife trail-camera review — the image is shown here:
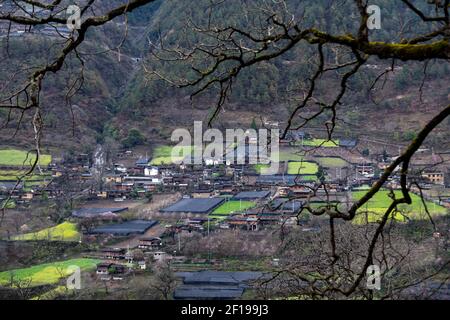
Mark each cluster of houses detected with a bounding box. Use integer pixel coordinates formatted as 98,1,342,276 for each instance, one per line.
3,131,450,210
94,240,168,281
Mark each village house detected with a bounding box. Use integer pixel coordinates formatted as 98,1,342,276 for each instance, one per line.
144,166,159,176
96,262,112,275
355,162,375,177
191,187,215,198
114,163,127,174
136,157,150,167
96,263,127,281
422,171,445,185
152,251,172,263
257,212,283,226
138,237,163,250
100,248,126,260
20,192,34,201
225,215,259,231
104,174,123,184
114,181,135,192
138,260,147,270
290,185,314,197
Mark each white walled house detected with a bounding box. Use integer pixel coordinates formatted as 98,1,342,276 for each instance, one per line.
144,167,159,176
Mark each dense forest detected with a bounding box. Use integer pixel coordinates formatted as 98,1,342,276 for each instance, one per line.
1,0,449,152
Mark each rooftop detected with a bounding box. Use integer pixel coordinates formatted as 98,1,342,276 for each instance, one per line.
72,207,128,218
270,198,303,212
161,198,225,214
91,220,158,236
174,271,265,300
233,191,271,200
339,139,358,148
256,175,298,186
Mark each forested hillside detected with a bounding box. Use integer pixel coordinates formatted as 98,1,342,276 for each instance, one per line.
117,0,450,148
1,0,449,154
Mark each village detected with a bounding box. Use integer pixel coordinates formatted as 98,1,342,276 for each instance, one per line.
1,127,449,299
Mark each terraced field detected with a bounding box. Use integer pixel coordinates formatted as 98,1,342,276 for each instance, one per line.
0,149,52,167
287,161,319,175
150,145,195,165
11,222,81,242
0,170,51,181
211,201,256,216
0,259,99,287
209,200,256,220
352,190,448,224
295,139,339,148
315,157,348,168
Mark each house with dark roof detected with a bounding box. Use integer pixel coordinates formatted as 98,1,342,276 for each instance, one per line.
174,271,265,300
100,248,126,260
72,207,128,218
91,220,158,236
233,190,271,201
161,198,225,214
256,175,298,186
138,237,162,250
0,181,23,192
339,139,358,148
135,157,150,167
269,198,303,214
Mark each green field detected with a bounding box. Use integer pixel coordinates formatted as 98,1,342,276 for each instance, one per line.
1,200,16,209
150,145,196,165
287,161,319,175
12,222,81,242
315,157,348,168
299,175,319,182
212,200,256,216
0,170,51,182
0,149,52,167
0,259,99,287
296,139,339,148
254,148,304,173
276,149,305,162
352,190,448,224
254,164,273,174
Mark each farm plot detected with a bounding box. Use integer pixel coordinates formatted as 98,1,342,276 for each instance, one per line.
11,222,81,242
0,170,51,181
352,190,447,224
150,145,195,165
315,157,348,168
0,170,51,191
1,200,16,209
254,164,273,175
287,161,319,175
211,201,256,217
0,258,99,287
254,148,304,173
295,139,339,148
276,149,305,162
0,149,51,167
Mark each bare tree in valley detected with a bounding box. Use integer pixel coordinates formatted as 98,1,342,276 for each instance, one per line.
148,261,178,300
